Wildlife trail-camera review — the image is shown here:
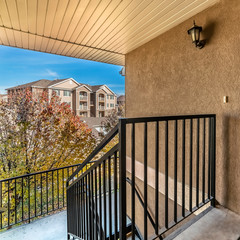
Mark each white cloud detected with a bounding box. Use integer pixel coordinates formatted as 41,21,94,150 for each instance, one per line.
45,69,59,78
107,84,125,88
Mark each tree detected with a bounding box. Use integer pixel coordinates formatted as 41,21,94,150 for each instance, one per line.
0,89,96,179
102,103,125,133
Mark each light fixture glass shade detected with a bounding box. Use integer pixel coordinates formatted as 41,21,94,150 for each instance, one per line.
187,21,202,47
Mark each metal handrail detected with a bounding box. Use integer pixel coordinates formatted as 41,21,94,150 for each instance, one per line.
122,114,216,124
67,144,119,189
0,163,81,182
67,124,119,183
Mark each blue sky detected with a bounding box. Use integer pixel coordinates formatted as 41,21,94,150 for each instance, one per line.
0,45,125,95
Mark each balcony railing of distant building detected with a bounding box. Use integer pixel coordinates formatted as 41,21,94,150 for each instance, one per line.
99,97,105,102
80,95,88,101
80,105,88,110
67,114,216,240
99,105,105,110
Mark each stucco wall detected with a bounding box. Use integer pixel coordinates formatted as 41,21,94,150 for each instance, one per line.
125,0,240,214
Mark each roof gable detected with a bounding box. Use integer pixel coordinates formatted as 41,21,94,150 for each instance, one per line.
75,84,92,92
95,85,116,96
48,78,79,88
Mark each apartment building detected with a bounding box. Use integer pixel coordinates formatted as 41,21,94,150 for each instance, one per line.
6,78,117,117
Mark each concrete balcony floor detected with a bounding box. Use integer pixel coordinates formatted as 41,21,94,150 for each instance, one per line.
1,205,239,240
167,206,240,240
0,211,67,240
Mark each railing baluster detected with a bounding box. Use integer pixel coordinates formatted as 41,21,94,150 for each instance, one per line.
86,175,89,239
144,122,148,239
8,180,10,227
91,171,95,240
34,175,36,217
211,117,216,207
82,178,86,239
155,121,159,235
62,169,64,207
94,168,98,240
196,118,200,207
15,179,17,224
78,180,81,238
208,117,211,201
165,121,169,229
103,161,107,239
52,171,54,211
108,156,112,239
0,182,2,229
202,118,206,203
22,178,24,222
114,151,118,240
99,164,103,240
28,176,30,223
174,120,178,223
182,119,185,217
57,170,59,209
46,172,48,213
41,173,43,215
189,119,193,212
79,179,82,239
0,182,3,229
119,119,126,240
132,123,136,239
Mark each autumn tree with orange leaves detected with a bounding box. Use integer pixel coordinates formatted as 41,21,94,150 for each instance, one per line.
0,89,96,179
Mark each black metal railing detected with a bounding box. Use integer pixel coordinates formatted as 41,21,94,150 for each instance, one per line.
67,114,216,240
67,144,120,239
0,163,82,230
67,124,120,239
119,114,216,239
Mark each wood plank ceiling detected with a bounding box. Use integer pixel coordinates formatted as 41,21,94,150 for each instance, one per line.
0,0,218,66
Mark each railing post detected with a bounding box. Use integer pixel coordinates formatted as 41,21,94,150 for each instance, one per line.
211,116,216,207
119,119,127,240
66,180,70,240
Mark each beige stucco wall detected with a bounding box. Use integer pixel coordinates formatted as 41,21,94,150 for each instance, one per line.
125,0,240,215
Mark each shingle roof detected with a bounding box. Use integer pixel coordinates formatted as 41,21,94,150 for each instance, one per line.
81,117,106,138
91,85,104,92
6,79,70,90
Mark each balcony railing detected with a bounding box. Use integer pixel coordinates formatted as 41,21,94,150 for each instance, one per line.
99,105,105,110
80,95,88,101
0,163,82,230
80,105,88,110
67,114,216,239
99,97,105,102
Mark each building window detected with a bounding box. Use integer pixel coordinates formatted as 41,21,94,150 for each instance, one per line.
110,95,114,100
110,103,114,108
107,103,109,108
64,90,71,96
53,89,60,96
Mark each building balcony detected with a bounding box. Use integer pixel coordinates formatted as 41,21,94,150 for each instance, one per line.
99,105,105,110
99,97,105,102
90,101,94,106
1,115,240,240
79,95,88,101
79,105,88,110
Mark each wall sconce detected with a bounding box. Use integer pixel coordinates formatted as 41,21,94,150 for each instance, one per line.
187,21,205,49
